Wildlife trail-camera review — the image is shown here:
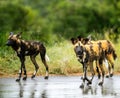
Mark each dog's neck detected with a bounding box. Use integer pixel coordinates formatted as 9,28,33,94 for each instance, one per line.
11,38,22,53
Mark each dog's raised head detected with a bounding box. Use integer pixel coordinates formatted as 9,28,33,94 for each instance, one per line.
71,37,85,61
6,32,22,46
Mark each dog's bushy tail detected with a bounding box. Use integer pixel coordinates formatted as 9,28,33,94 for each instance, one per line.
45,54,50,62
113,50,117,60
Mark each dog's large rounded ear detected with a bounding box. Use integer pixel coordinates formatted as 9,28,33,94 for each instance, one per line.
71,38,77,45
10,32,14,35
18,32,22,35
82,38,89,45
71,38,75,45
17,32,22,38
77,35,85,42
77,36,82,41
87,35,91,41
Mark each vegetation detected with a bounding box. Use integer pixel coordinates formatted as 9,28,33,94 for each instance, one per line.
0,0,120,77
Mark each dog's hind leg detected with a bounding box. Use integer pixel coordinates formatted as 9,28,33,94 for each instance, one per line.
98,59,105,86
96,60,101,79
30,53,39,79
107,54,114,77
104,58,111,78
40,50,49,79
22,61,27,80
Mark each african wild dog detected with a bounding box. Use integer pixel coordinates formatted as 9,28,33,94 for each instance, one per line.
78,36,117,78
71,37,105,88
6,32,49,82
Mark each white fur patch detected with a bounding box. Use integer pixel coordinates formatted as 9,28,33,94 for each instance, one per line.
19,70,21,73
45,54,50,62
104,58,109,69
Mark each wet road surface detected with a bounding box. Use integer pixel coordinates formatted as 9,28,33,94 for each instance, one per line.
0,75,120,98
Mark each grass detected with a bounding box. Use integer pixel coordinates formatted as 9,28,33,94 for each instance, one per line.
113,39,120,73
47,40,82,75
0,37,120,77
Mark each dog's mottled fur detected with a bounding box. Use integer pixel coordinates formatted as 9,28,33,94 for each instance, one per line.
6,32,49,81
78,36,117,77
71,38,105,88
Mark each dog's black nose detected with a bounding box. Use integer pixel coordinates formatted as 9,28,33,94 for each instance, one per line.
6,41,11,46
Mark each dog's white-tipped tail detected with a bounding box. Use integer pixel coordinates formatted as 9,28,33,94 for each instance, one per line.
45,54,50,62
104,58,109,69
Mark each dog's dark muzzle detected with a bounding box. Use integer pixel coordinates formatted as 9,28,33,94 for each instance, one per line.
75,51,83,62
6,40,14,46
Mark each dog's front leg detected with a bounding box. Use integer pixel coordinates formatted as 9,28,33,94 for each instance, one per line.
80,63,86,88
22,56,27,81
16,54,26,81
16,63,22,82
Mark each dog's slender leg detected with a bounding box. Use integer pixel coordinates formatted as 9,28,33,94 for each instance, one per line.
80,63,89,88
40,51,49,79
96,61,101,79
16,65,22,82
98,59,105,86
30,54,39,79
88,62,95,85
22,59,27,80
42,58,49,79
80,63,86,88
107,54,114,77
16,55,25,82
